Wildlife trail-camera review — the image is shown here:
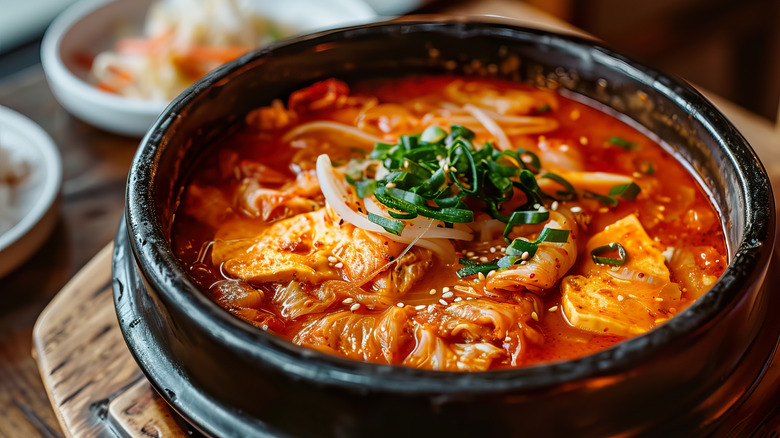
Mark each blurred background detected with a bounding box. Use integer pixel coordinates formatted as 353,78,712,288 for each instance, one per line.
1,0,778,121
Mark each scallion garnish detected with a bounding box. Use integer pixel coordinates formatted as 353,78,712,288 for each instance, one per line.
503,210,550,243
608,182,641,202
456,261,500,278
584,182,642,206
591,242,627,265
584,190,619,206
608,136,637,150
367,212,405,235
540,171,577,201
496,228,571,268
420,125,447,143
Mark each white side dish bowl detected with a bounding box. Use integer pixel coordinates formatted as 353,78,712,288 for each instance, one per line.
40,0,378,137
0,106,62,279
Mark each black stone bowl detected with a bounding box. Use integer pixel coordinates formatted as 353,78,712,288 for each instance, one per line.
113,19,776,437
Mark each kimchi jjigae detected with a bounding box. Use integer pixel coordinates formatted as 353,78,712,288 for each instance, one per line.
171,76,727,371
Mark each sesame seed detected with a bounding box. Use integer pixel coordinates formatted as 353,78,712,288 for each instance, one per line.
454,297,463,302
531,311,539,321
442,291,454,298
328,256,338,263
548,306,558,312
579,136,588,145
654,297,664,302
385,182,396,188
490,247,496,253
598,207,609,213
397,302,406,307
350,303,361,312
261,324,269,331
439,299,448,306
415,305,426,310
488,270,496,277
533,203,541,209
453,285,470,293
560,145,569,152
467,297,475,300
429,289,437,295
478,272,486,281
482,241,490,244
342,298,355,304
617,295,624,302
504,336,512,342
551,201,559,211
521,251,530,260
570,206,582,213
479,256,489,263
538,206,547,212
632,172,642,178
334,262,344,269
442,286,451,293
465,251,475,257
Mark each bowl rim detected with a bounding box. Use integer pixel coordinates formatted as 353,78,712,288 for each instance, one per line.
39,0,379,136
40,0,167,114
0,106,62,276
124,17,775,395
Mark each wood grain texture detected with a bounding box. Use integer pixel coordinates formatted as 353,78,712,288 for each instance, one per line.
32,244,186,438
2,1,780,437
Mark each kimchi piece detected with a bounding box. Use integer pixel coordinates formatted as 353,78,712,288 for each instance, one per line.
170,76,727,371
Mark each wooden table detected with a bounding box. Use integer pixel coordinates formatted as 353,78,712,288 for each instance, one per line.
1,1,778,437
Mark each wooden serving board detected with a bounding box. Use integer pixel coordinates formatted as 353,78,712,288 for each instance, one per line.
31,243,189,437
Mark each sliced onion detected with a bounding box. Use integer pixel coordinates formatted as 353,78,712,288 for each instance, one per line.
316,154,458,263
362,196,473,241
316,154,385,234
463,103,512,151
283,121,387,145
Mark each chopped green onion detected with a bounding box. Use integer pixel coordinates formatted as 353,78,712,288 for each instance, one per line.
447,138,479,195
388,210,418,220
608,182,641,202
502,227,570,262
537,227,571,243
367,212,405,235
421,125,447,143
456,261,500,278
640,161,655,175
448,124,476,142
591,242,627,265
608,136,637,150
536,104,551,113
355,180,377,199
516,169,545,208
584,190,619,206
541,171,577,201
503,210,550,242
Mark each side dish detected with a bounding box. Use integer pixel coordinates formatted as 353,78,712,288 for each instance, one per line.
90,0,282,101
170,76,727,371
